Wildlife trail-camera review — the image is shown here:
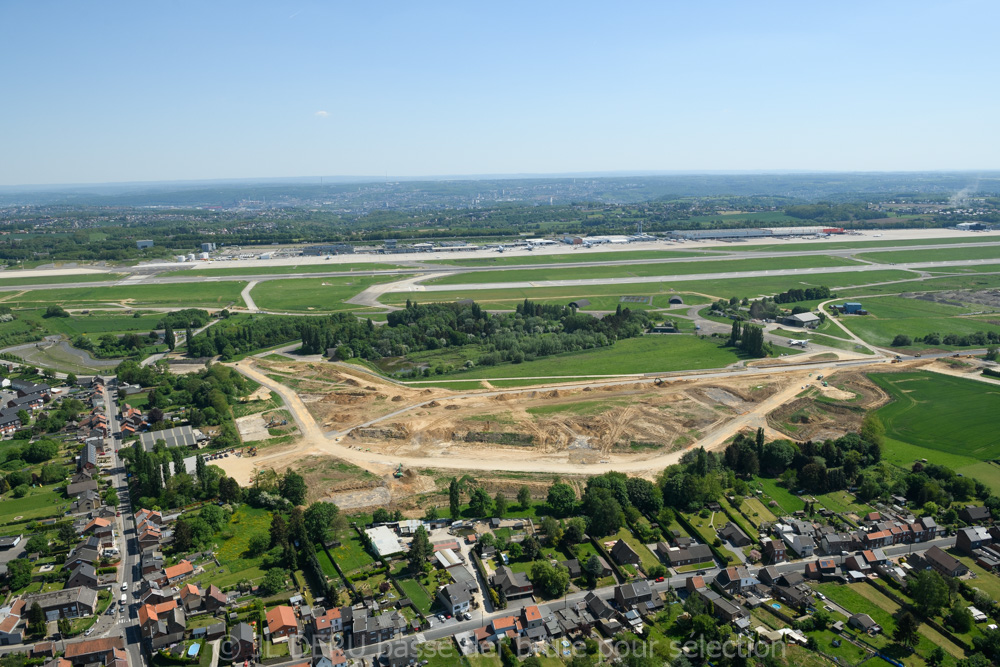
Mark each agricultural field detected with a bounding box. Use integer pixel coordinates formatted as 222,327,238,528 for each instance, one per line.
1,282,246,309
835,295,1000,347
249,274,407,312
427,255,863,286
161,262,409,277
871,372,1000,460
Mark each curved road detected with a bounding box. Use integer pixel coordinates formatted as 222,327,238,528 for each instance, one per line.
224,351,971,483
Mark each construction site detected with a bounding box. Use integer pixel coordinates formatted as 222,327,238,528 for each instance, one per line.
210,352,1000,514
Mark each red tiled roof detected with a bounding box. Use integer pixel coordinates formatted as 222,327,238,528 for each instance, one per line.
266,605,297,633
0,615,19,633
163,560,193,579
522,605,541,622
314,607,341,630
64,637,125,658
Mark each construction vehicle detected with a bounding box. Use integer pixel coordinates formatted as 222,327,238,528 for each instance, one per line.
393,464,404,478
891,358,902,364
247,447,258,457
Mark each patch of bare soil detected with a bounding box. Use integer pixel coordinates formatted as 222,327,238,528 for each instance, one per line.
766,371,889,441
344,374,785,460
254,358,451,432
908,289,1000,310
235,414,269,442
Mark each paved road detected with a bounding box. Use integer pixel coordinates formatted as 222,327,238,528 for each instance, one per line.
342,535,957,659
1,238,999,299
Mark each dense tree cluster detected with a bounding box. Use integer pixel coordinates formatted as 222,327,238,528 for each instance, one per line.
188,299,652,372
727,320,768,358
772,286,832,304
115,361,247,427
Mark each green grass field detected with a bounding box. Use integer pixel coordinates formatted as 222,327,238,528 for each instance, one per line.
396,577,435,613
726,235,1000,254
249,274,408,312
871,371,1000,460
329,533,376,573
754,477,806,513
0,488,67,522
858,245,1000,264
0,273,124,286
408,335,792,381
835,295,1000,347
161,263,408,277
2,282,246,309
427,249,708,267
526,399,628,417
316,550,339,578
838,271,1000,298
22,310,168,336
427,255,862,286
384,270,921,308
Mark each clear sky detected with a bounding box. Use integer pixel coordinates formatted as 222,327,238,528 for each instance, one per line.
2,1,998,185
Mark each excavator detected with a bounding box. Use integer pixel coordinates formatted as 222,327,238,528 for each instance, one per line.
393,463,404,479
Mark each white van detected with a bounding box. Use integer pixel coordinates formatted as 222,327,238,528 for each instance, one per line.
120,593,127,606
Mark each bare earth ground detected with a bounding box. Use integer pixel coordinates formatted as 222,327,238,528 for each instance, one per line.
215,358,835,507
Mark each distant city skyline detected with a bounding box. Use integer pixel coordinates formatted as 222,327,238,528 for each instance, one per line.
2,1,998,185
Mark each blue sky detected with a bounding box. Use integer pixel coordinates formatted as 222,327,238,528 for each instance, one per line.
2,1,997,185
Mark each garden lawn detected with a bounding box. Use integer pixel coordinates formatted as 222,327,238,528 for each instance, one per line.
329,533,376,573
0,488,67,522
739,497,777,526
814,490,872,516
316,550,338,578
396,577,435,614
754,477,806,513
603,528,661,574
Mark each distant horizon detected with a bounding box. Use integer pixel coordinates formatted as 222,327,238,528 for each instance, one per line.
3,168,1000,193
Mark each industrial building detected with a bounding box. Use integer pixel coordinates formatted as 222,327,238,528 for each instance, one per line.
783,312,821,328
832,302,867,315
138,426,208,451
668,227,844,240
301,243,354,255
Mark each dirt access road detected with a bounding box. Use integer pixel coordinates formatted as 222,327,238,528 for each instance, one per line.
217,355,895,485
